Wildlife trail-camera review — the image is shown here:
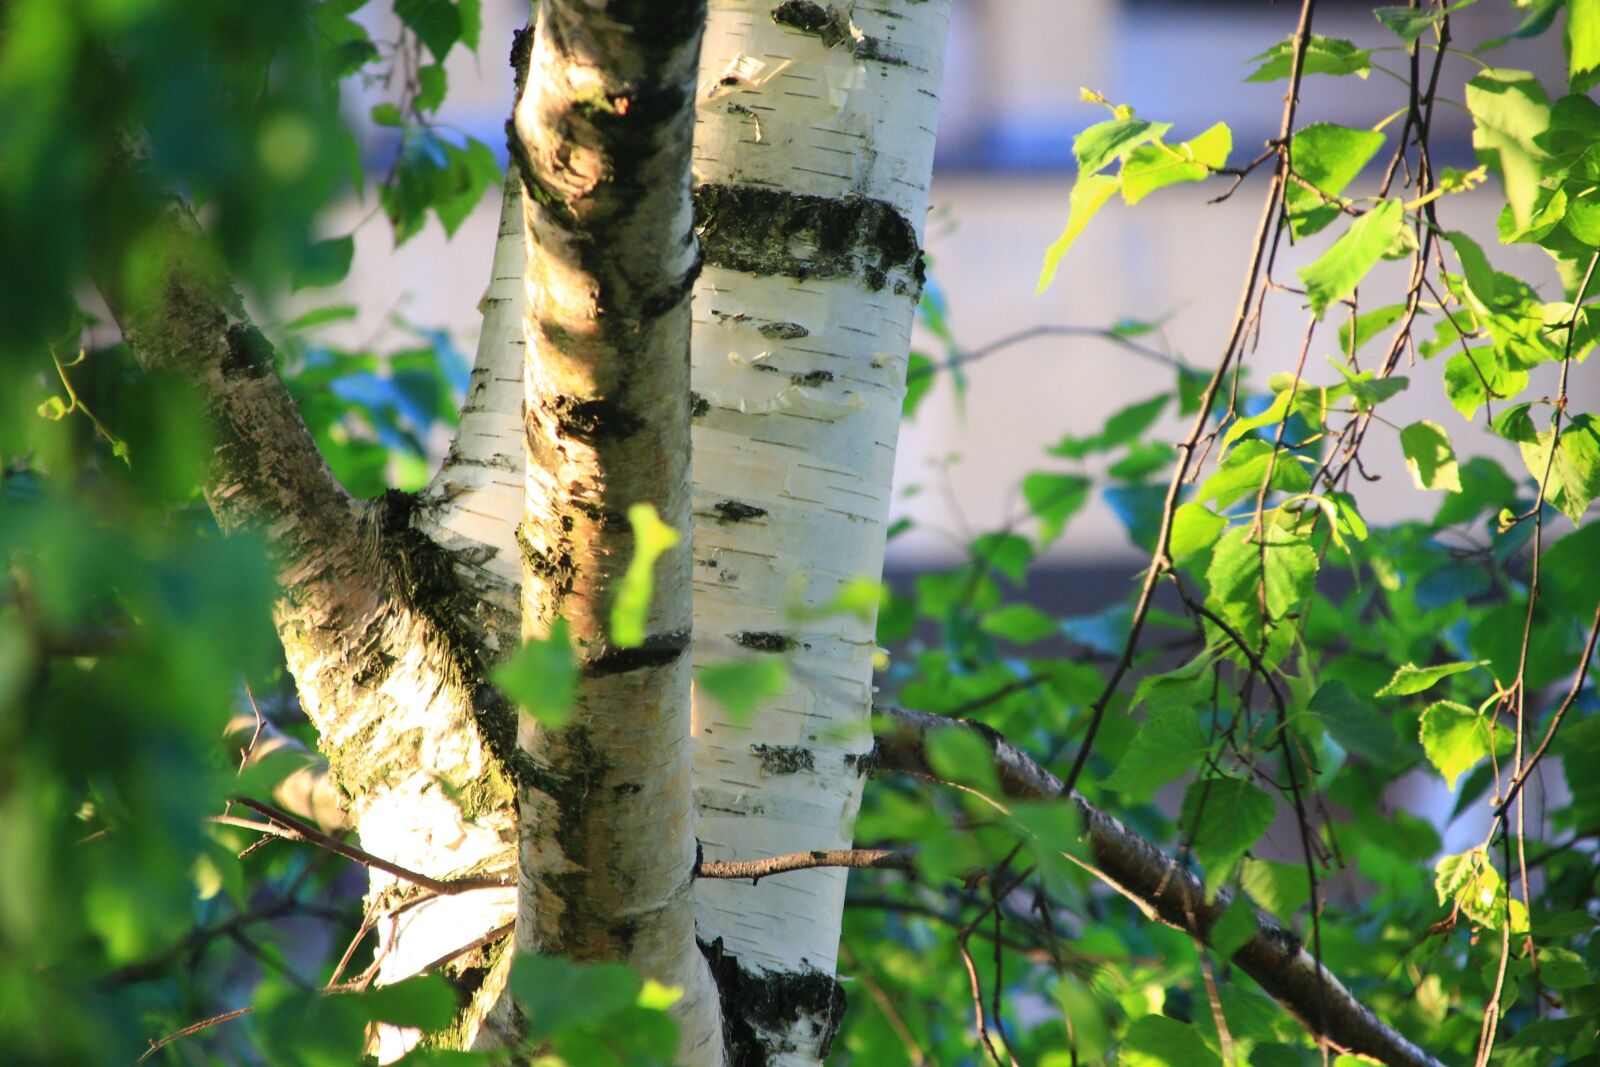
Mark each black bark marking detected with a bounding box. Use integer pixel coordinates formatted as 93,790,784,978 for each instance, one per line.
552,395,646,441
770,1,905,64
583,629,691,676
790,370,833,387
221,323,274,380
691,391,712,418
714,500,768,523
731,631,798,653
694,185,924,294
750,744,814,775
700,938,847,1066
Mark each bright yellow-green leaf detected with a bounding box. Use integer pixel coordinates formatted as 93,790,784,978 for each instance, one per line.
1419,700,1499,790
1375,659,1483,697
610,503,680,648
1465,69,1551,230
1400,420,1463,491
1038,174,1119,293
1169,502,1226,562
1120,123,1232,204
1571,0,1600,87
1299,199,1406,317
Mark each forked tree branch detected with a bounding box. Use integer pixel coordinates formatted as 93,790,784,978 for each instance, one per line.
872,704,1447,1067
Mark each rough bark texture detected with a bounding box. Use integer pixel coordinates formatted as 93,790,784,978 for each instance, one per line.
873,705,1449,1067
510,2,722,1061
686,3,952,1062
102,204,523,1059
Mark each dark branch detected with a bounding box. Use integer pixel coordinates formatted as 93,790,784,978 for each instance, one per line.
872,704,1447,1067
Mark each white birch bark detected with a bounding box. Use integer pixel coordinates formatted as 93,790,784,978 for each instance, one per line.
510,3,723,1062
99,197,525,1059
686,3,952,1062
417,177,527,656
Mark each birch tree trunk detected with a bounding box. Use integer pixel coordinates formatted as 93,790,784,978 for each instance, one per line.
100,197,525,1059
686,3,952,1062
509,2,723,1061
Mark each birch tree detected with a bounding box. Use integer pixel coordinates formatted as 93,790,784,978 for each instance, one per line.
4,2,1597,1067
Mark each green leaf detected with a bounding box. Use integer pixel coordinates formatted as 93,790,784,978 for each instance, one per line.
1337,303,1407,356
1444,230,1507,311
1049,394,1168,458
1443,349,1526,421
356,975,458,1030
1420,701,1499,789
970,531,1034,583
458,0,482,51
610,503,680,648
1286,123,1386,238
1181,776,1275,892
509,955,642,1038
926,727,1002,796
1240,857,1311,921
284,304,358,331
492,619,577,728
1400,420,1463,492
1075,117,1171,177
1197,439,1313,509
1571,0,1600,87
1103,704,1211,801
1308,680,1403,766
1038,174,1119,293
1022,472,1092,547
903,352,935,418
293,235,355,291
980,603,1057,644
1376,660,1483,697
1434,457,1517,527
1120,1014,1222,1067
415,64,447,113
1465,69,1551,231
1208,892,1259,959
1206,523,1319,629
695,658,789,724
1330,362,1409,411
1120,123,1231,204
396,0,462,61
1374,1,1477,44
370,102,404,127
1246,35,1371,82
1518,413,1600,524
1298,199,1406,317
1170,502,1226,563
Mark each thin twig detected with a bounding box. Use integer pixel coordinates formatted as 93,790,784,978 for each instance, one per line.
694,848,913,883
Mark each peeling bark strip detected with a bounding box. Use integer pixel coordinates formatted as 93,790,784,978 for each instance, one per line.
872,705,1448,1067
689,5,952,1063
695,185,924,294
511,2,721,1063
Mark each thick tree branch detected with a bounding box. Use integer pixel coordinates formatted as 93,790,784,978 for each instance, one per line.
872,705,1447,1067
95,184,364,583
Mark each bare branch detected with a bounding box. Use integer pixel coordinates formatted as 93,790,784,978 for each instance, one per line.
216,797,512,898
695,848,913,883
